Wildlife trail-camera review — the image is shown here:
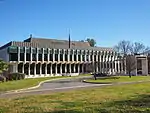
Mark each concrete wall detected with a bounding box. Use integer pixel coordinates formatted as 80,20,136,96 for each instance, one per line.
0,47,9,62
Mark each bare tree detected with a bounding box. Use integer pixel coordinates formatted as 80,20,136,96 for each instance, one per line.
114,40,131,56
114,40,132,74
126,55,136,78
115,40,150,77
130,42,150,54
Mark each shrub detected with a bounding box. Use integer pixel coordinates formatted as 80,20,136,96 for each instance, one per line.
0,75,6,82
8,73,25,81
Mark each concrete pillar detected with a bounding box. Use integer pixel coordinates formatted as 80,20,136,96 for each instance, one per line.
24,47,26,63
42,48,44,62
65,64,67,73
40,63,42,75
69,63,71,73
82,64,84,73
60,64,62,74
18,47,20,62
55,64,57,75
99,55,102,72
142,58,148,75
76,53,78,62
47,49,50,62
50,64,52,75
28,64,30,76
22,63,24,74
36,48,38,62
118,61,120,73
34,63,36,75
53,53,55,62
78,64,80,73
45,63,47,75
73,64,76,73
30,47,32,62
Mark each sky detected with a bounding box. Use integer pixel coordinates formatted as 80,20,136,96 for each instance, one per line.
0,0,150,47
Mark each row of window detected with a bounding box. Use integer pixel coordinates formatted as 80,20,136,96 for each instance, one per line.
9,53,116,62
8,46,118,56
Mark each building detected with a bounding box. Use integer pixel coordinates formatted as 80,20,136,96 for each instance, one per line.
0,36,123,78
136,54,150,75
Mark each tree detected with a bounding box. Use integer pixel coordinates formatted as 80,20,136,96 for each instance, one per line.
114,40,132,76
126,55,136,78
80,40,84,42
114,40,131,55
130,42,150,54
0,59,8,73
86,38,96,47
114,40,150,77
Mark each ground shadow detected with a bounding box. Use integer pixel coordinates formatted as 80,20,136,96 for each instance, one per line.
103,94,150,113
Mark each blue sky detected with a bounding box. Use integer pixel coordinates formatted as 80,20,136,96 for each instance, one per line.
0,0,150,47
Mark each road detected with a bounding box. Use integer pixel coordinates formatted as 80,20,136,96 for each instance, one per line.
0,76,109,98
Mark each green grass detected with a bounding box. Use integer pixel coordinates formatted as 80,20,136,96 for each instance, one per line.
86,76,150,83
1,82,150,112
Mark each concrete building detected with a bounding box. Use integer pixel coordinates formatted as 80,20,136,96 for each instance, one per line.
0,36,122,78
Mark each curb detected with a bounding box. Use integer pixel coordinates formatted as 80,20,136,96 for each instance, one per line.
83,79,150,85
4,75,92,94
4,77,68,94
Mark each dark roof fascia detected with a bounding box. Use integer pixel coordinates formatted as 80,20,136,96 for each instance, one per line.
0,42,12,50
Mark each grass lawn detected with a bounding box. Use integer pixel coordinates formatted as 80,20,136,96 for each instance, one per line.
0,82,150,112
0,74,90,92
86,76,150,83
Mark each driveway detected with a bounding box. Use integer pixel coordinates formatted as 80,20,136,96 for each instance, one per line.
0,76,109,98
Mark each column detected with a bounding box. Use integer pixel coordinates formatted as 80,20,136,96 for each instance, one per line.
24,47,26,63
18,47,20,62
118,61,120,73
53,53,55,62
36,48,38,62
65,64,67,73
45,63,47,75
142,58,148,75
73,64,76,73
78,64,80,73
58,49,60,62
34,63,36,75
47,48,50,62
69,63,71,73
30,47,32,62
42,48,44,62
60,63,62,74
76,52,78,62
50,64,52,75
99,55,102,72
89,55,90,62
28,63,30,76
40,63,42,75
55,64,57,75
82,64,84,73
22,63,24,74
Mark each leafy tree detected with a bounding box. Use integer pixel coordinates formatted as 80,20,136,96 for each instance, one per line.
0,59,8,73
86,38,96,47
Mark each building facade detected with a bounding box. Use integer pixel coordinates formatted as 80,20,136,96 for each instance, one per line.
0,37,123,78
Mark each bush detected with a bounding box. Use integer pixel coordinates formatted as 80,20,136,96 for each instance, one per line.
0,75,6,82
7,73,25,81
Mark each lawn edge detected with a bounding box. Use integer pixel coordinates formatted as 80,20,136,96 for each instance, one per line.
3,75,91,94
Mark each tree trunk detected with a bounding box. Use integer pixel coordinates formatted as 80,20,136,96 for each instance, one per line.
129,71,131,78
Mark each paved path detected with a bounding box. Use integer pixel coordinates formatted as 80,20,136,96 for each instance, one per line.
0,76,150,99
0,76,109,98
